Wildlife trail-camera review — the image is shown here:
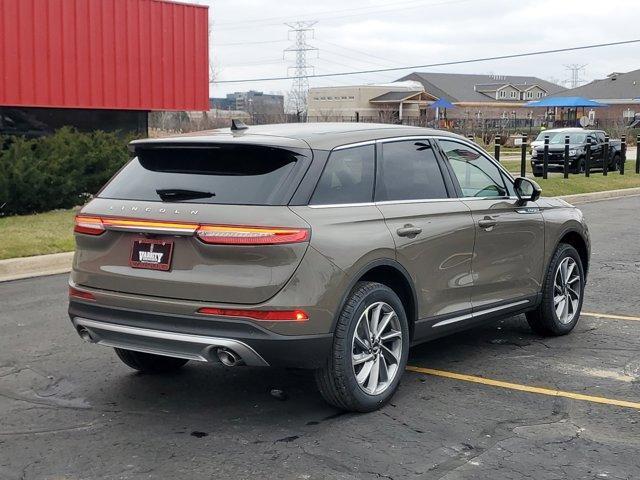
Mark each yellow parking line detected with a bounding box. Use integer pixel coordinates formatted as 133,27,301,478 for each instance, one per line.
405,366,640,410
582,312,640,322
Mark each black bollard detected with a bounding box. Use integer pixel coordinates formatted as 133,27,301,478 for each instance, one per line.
603,134,609,176
563,135,570,179
543,135,549,179
494,135,500,162
637,135,640,174
585,137,591,177
621,135,626,175
520,135,527,178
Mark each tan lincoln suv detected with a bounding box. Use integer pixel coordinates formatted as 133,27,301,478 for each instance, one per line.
68,123,590,412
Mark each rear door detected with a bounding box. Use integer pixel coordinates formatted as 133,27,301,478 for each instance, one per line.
592,131,606,167
374,138,476,324
73,142,312,304
436,138,544,312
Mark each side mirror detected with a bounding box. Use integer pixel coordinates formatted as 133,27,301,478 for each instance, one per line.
514,177,541,203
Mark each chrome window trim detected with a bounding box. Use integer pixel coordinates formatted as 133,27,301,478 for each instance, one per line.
307,196,519,208
332,140,377,151
376,136,433,144
309,135,521,208
308,202,376,209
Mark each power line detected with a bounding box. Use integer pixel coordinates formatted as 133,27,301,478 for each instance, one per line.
316,39,404,67
212,38,640,84
212,0,471,30
214,39,288,47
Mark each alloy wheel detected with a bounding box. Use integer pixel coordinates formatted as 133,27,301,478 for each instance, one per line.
351,302,403,395
553,257,581,324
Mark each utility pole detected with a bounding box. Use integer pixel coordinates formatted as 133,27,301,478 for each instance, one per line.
564,64,587,88
284,21,318,120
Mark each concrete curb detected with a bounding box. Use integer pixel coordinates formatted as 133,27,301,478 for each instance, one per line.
0,186,639,283
0,251,74,283
559,186,640,205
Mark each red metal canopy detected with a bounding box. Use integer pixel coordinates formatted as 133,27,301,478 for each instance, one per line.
0,0,210,111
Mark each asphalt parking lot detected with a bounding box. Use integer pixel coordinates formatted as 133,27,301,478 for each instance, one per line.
1,195,639,480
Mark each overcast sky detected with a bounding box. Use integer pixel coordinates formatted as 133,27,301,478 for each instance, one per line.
193,0,639,98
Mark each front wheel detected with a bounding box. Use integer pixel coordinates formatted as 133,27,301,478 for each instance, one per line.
610,154,621,172
114,348,189,373
315,281,409,412
572,158,585,174
526,244,585,336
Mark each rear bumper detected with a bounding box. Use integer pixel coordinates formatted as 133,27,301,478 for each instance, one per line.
69,300,333,369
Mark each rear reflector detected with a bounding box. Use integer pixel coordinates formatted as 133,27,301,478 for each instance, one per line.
195,225,309,245
69,286,96,301
198,307,309,322
74,216,105,235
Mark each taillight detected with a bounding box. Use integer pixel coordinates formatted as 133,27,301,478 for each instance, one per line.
74,215,105,235
195,225,309,245
74,216,309,244
198,307,309,322
69,286,96,301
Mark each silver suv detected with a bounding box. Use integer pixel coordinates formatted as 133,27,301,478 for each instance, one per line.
69,123,590,412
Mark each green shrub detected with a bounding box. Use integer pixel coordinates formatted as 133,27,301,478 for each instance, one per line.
0,128,133,216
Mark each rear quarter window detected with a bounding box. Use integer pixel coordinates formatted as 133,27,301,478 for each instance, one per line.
98,145,305,205
310,144,375,205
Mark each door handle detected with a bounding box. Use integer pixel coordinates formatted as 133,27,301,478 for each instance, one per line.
478,218,497,229
396,224,422,237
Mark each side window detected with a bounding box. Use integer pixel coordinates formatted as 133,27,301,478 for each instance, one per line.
439,140,508,198
595,132,606,143
376,140,448,201
310,144,375,205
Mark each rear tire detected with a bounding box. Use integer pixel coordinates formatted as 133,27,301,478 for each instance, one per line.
114,348,189,373
526,244,585,336
315,281,409,412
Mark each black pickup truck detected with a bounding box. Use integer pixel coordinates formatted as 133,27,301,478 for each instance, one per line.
531,129,622,176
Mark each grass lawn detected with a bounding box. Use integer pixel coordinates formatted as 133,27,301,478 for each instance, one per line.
538,172,640,197
502,158,531,174
0,209,76,260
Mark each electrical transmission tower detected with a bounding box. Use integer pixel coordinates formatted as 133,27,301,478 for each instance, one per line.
564,64,587,88
284,21,318,118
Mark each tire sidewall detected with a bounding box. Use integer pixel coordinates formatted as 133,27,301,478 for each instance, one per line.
546,245,585,334
337,285,410,410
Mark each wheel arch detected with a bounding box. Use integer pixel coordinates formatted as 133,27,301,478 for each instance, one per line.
555,229,590,279
333,259,418,340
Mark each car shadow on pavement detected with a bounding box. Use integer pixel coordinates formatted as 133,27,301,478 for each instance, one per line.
96,314,544,421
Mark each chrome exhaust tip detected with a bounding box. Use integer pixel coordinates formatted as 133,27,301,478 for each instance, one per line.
77,326,95,343
216,347,243,367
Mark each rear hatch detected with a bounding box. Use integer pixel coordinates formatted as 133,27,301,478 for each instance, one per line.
72,139,312,304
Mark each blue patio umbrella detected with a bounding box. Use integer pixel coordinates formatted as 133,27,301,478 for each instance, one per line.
526,96,607,108
429,97,456,109
429,97,455,123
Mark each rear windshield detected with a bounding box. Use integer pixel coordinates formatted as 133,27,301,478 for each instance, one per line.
99,145,304,205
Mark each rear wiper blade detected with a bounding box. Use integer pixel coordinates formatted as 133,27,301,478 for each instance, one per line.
156,189,216,201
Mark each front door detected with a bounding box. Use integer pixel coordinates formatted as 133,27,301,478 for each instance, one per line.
375,139,476,323
437,139,545,312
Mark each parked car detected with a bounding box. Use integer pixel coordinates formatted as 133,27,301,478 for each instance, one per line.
69,123,590,412
529,127,584,153
531,129,622,176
